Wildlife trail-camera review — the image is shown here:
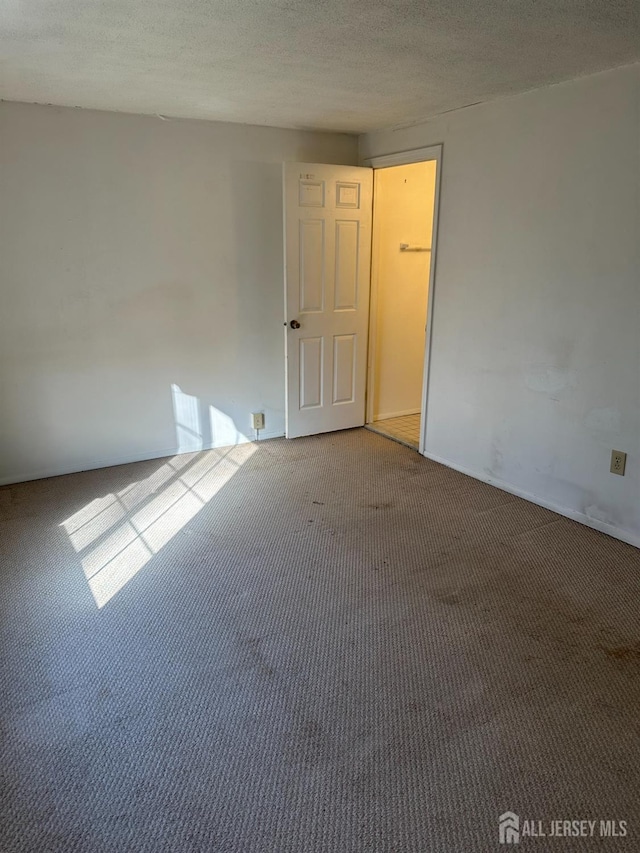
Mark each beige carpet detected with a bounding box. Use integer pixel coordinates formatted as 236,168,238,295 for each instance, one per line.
1,429,639,852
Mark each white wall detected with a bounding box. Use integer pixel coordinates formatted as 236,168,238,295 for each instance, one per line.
361,63,640,547
0,102,357,484
372,161,435,420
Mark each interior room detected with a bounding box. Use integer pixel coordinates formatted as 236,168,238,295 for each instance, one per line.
1,1,640,850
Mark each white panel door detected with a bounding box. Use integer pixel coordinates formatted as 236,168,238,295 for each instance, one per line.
284,163,373,438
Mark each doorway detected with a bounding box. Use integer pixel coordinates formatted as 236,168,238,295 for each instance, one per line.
282,148,441,449
365,155,439,452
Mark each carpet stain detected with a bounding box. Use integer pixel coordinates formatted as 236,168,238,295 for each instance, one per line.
602,643,640,662
243,635,275,678
434,592,462,605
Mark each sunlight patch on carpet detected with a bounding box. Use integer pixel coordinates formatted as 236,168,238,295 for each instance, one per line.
61,443,256,608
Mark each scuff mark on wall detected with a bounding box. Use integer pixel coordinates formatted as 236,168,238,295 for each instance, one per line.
584,503,616,527
584,406,622,440
487,439,504,478
524,367,577,397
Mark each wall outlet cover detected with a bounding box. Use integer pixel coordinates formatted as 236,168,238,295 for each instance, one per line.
252,412,265,430
610,450,626,476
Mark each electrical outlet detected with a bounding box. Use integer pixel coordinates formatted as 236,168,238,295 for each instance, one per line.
251,412,265,431
610,450,626,476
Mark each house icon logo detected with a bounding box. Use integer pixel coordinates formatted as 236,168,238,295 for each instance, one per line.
499,811,520,844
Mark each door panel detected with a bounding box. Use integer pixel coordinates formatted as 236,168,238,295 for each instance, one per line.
284,163,373,438
334,220,359,311
299,219,325,312
333,334,356,404
300,337,323,409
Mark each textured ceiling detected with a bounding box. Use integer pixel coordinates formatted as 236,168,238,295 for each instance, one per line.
2,0,639,133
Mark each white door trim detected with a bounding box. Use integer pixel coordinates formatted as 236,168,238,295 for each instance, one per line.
363,144,443,456
363,145,443,170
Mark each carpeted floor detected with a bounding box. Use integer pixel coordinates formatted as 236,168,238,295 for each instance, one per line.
1,429,639,852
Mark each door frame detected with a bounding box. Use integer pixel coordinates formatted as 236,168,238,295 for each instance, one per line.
362,144,443,456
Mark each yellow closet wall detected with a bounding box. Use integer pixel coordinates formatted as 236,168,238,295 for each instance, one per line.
372,161,436,420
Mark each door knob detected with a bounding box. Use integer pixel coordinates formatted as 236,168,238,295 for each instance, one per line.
289,320,301,329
